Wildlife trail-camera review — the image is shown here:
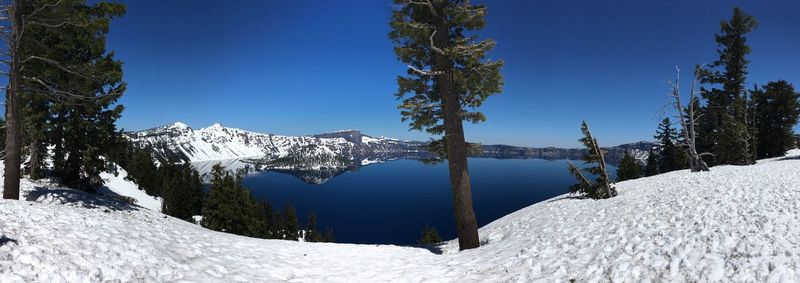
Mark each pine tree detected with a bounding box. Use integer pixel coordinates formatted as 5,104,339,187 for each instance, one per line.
752,81,800,158
418,225,443,245
322,228,336,243
654,118,686,173
389,0,503,251
305,211,320,242
697,7,758,166
644,149,659,176
282,202,299,241
567,121,616,199
161,164,204,222
4,0,126,194
616,152,642,182
2,1,121,198
201,164,233,232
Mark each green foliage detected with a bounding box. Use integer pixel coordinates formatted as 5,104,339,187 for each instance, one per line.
305,211,322,242
654,118,687,173
322,228,336,243
389,0,503,137
752,81,800,158
644,149,659,176
567,121,616,199
199,164,333,242
422,137,483,163
418,225,442,245
616,152,642,182
16,0,127,192
698,7,758,166
201,164,261,236
281,202,300,241
160,164,204,222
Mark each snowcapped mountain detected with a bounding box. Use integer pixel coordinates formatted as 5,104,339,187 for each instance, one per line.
124,122,427,170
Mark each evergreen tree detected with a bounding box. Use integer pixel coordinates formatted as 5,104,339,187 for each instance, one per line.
5,0,127,193
567,121,616,199
3,1,124,198
255,198,278,239
654,118,686,173
160,164,204,222
418,225,442,245
305,211,321,242
616,152,642,182
752,81,800,158
697,7,758,166
202,164,261,237
322,228,336,243
389,0,503,251
644,149,659,176
282,202,299,241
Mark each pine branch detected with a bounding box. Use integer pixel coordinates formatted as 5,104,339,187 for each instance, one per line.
408,65,444,76
406,0,437,17
428,30,445,55
20,55,95,79
567,161,592,189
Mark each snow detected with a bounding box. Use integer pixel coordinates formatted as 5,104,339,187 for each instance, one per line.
360,158,384,166
361,135,382,144
2,152,800,281
170,121,190,130
97,166,162,212
126,122,422,166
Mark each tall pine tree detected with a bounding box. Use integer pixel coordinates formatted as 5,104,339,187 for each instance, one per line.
3,0,126,198
389,0,503,250
697,7,758,166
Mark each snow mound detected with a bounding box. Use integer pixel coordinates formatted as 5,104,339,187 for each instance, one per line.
2,154,800,281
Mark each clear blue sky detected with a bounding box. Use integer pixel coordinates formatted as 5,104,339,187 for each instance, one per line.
106,0,800,147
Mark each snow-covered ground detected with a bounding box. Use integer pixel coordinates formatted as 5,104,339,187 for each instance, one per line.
97,166,162,212
2,151,800,281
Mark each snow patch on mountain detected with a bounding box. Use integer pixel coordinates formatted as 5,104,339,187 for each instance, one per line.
125,122,426,170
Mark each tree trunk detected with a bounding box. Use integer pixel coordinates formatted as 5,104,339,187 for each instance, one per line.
3,63,21,200
29,139,40,179
434,22,480,251
3,2,22,199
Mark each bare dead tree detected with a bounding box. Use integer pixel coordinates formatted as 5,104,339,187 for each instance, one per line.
668,66,710,172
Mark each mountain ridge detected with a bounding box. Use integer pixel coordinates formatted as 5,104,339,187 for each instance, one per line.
125,122,656,169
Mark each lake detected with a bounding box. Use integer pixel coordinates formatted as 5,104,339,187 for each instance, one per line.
231,158,617,245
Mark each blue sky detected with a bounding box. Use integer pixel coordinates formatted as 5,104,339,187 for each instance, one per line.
106,0,800,147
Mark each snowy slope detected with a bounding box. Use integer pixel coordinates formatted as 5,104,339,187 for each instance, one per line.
3,151,800,281
97,166,162,212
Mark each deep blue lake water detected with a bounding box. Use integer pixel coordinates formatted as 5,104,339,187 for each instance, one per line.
241,158,617,245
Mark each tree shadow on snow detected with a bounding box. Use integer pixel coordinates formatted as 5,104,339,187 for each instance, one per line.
25,186,138,212
0,235,18,247
407,243,444,255
778,156,800,161
546,195,588,203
